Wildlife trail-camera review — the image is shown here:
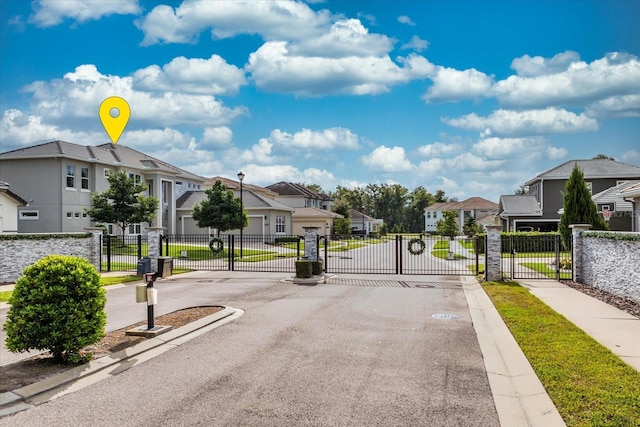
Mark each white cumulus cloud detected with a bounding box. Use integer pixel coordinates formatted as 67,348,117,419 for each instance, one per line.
132,55,247,95
269,127,360,150
423,66,493,103
444,108,599,136
401,35,429,52
30,0,140,27
417,142,462,157
361,146,414,172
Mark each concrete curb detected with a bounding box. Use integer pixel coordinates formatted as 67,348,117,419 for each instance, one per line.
0,306,244,417
461,276,566,427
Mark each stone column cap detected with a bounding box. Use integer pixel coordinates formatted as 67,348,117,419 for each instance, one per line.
569,224,591,229
146,227,166,232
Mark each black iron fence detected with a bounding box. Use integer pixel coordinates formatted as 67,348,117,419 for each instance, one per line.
501,233,572,280
101,232,569,280
101,234,149,272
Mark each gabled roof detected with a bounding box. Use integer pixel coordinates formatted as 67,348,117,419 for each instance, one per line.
0,140,206,183
592,180,639,211
425,197,498,212
266,182,332,201
176,189,294,212
348,209,378,222
292,207,343,219
499,195,542,217
207,176,278,198
525,159,640,185
618,182,640,198
0,181,28,206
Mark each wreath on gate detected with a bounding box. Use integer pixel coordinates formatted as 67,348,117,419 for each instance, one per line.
408,237,426,255
209,237,224,254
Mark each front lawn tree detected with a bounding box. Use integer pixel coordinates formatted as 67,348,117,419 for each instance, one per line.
436,210,459,240
192,180,247,235
86,171,158,238
558,163,607,248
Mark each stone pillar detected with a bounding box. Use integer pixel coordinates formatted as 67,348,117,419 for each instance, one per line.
146,227,165,273
303,227,320,261
485,225,502,282
570,224,591,283
85,227,103,272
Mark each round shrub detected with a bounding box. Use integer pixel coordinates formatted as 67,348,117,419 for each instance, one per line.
4,255,107,364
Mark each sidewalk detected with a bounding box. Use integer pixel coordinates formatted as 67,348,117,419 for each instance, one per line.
517,279,640,371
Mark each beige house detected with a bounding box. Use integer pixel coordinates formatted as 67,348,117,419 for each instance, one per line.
425,197,498,234
292,207,343,237
0,182,27,233
266,182,334,211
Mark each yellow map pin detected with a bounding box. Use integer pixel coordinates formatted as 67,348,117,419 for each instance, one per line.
99,96,130,144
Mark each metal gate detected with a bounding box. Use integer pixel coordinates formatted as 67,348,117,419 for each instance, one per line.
101,234,149,272
158,234,482,276
501,233,572,280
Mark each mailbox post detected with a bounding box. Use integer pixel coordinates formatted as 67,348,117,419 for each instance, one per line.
144,272,159,330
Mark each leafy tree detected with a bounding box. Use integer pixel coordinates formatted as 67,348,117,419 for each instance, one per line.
436,210,459,240
192,180,247,235
378,222,388,236
333,218,351,236
463,215,484,237
406,186,435,232
332,198,350,217
513,184,528,195
4,255,106,364
558,163,607,248
592,154,615,160
86,171,158,238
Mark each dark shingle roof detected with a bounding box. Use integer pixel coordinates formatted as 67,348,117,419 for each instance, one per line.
425,197,498,212
266,182,332,201
525,159,640,185
176,189,294,212
499,195,543,216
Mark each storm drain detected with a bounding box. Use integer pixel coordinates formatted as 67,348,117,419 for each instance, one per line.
325,278,461,289
432,313,461,320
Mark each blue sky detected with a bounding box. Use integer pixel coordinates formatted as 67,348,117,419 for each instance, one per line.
1,0,639,202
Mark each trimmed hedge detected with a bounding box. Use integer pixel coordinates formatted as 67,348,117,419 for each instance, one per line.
0,233,92,241
583,231,640,241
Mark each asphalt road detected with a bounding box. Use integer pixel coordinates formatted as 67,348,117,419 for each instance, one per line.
1,272,499,426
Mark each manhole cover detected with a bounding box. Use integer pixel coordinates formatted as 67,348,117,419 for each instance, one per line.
432,313,460,320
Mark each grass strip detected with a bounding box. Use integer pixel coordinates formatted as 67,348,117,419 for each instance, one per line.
483,281,640,426
0,290,12,303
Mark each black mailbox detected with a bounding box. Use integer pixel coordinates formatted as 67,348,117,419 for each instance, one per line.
137,257,152,275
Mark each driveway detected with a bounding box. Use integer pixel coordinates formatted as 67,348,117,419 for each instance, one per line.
1,272,499,426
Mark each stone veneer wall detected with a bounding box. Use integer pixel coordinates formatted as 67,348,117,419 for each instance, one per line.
580,231,640,303
0,233,96,283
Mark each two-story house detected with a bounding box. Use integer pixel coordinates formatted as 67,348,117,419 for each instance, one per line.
424,197,498,234
0,140,205,234
266,182,334,211
500,159,640,232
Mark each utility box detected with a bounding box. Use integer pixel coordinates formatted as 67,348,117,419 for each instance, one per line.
157,256,173,277
137,257,151,275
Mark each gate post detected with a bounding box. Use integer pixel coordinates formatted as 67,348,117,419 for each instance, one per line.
485,225,502,281
146,227,165,274
85,227,103,272
570,224,590,283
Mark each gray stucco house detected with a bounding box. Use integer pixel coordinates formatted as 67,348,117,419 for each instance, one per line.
500,159,640,231
0,140,205,234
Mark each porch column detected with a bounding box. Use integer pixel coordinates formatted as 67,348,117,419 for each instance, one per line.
570,224,590,283
147,227,165,273
485,225,502,282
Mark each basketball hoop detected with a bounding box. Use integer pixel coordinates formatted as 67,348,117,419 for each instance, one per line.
602,210,612,222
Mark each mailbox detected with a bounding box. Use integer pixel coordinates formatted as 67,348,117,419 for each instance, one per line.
137,257,152,275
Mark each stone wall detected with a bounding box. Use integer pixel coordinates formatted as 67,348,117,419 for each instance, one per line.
580,231,640,303
0,233,97,283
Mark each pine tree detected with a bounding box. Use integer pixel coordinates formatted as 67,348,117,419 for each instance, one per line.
558,163,607,248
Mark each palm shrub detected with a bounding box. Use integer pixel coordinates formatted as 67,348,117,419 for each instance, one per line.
4,255,107,364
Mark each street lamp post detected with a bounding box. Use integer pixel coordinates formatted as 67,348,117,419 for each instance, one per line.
237,171,245,258
361,205,365,238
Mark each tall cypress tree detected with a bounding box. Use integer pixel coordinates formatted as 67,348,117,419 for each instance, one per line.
558,163,607,248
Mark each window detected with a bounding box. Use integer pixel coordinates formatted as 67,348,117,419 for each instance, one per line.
74,212,81,218
66,212,73,219
19,210,39,220
135,174,141,184
82,212,88,218
81,167,89,190
427,211,431,218
129,224,141,234
585,182,593,194
104,169,111,178
66,165,75,188
108,224,114,235
275,215,285,233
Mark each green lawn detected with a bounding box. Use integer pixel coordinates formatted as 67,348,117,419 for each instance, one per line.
0,291,12,303
483,281,640,426
521,262,572,280
458,240,474,250
501,251,571,258
430,249,467,260
467,263,484,273
433,240,450,250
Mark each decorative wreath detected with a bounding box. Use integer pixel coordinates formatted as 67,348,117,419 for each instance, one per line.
408,237,426,255
209,237,224,254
